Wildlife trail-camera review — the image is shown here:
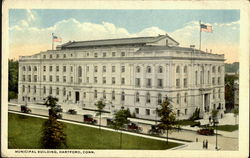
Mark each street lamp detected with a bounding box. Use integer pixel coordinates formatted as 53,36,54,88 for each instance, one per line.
213,116,219,150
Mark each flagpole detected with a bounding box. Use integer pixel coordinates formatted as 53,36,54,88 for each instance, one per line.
52,33,54,50
199,20,201,51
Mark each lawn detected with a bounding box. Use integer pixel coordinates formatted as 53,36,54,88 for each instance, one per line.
216,125,238,132
8,113,181,149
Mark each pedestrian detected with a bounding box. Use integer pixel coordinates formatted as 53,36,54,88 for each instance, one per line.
205,139,208,149
202,140,205,149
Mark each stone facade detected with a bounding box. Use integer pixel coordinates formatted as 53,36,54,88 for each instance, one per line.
18,34,225,120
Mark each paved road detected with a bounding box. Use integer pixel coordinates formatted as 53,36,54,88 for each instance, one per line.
8,103,238,150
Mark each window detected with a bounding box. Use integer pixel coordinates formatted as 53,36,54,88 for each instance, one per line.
177,93,180,104
94,53,98,57
102,66,106,72
121,78,125,85
63,54,66,58
158,66,163,73
112,66,116,72
56,76,59,82
121,92,125,101
34,75,37,82
94,90,97,98
28,75,31,82
184,78,187,88
50,54,52,59
157,79,163,88
103,52,106,57
22,66,26,71
218,66,221,73
212,77,215,84
146,78,152,88
218,89,221,98
49,66,53,72
56,87,59,95
86,66,89,72
112,52,116,57
218,77,221,85
63,88,66,96
184,66,187,73
103,77,106,84
86,53,89,56
63,76,66,82
49,75,53,82
22,75,25,81
63,66,66,72
213,89,215,99
43,86,46,94
121,66,125,72
43,66,46,72
22,85,25,92
176,79,180,88
212,66,216,73
147,66,151,73
83,92,86,98
28,66,31,71
121,52,125,57
158,93,162,104
86,77,89,83
94,77,97,83
185,109,187,115
184,93,188,103
176,66,180,73
69,91,71,96
78,66,82,77
70,66,73,72
112,91,115,100
56,54,59,58
34,66,37,71
71,77,73,83
56,66,59,72
49,87,52,94
43,75,46,82
103,90,106,99
135,108,139,114
94,66,98,72
208,71,210,83
195,71,198,85
112,77,116,84
135,78,141,87
146,92,151,103
177,110,180,117
146,109,150,115
136,66,140,73
136,92,140,102
43,55,46,59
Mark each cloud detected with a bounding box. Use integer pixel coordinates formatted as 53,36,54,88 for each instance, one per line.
9,18,239,63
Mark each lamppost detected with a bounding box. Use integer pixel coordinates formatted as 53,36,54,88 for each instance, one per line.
213,115,219,150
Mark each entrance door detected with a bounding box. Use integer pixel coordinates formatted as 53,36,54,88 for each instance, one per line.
75,91,80,103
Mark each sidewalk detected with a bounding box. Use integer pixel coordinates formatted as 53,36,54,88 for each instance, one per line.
173,142,220,150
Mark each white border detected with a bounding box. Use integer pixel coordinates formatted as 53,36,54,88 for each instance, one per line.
2,0,249,157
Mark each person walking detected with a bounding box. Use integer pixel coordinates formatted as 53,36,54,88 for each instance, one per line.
203,140,205,149
205,139,208,149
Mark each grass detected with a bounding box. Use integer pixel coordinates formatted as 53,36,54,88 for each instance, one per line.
215,125,238,132
8,113,181,149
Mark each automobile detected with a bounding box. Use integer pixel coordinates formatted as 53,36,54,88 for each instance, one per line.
148,125,163,136
127,122,142,133
67,109,77,115
83,114,97,124
21,105,31,113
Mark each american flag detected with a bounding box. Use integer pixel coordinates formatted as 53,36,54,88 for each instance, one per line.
200,24,213,33
52,33,62,42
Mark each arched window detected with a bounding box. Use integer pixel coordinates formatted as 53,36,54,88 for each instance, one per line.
184,66,187,73
136,92,140,102
158,66,163,73
212,66,216,73
33,66,37,71
121,92,125,101
176,66,180,73
78,66,82,77
136,66,140,73
157,93,162,104
147,66,151,73
146,92,151,103
177,93,180,104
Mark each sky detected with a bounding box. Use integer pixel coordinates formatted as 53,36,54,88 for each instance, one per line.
9,9,240,63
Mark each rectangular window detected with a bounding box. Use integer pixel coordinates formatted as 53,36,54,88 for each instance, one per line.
94,77,97,83
135,108,139,114
43,55,46,59
157,79,163,88
34,75,37,82
70,66,73,72
43,66,46,72
177,110,180,117
176,79,180,88
94,53,98,58
112,52,116,57
86,77,89,83
63,54,66,58
218,77,221,85
103,52,106,57
184,78,187,88
112,66,116,72
49,75,53,82
94,66,98,72
63,66,66,72
121,66,125,72
146,79,152,88
112,91,115,100
71,77,73,83
28,75,31,82
146,109,150,115
212,77,215,84
121,78,125,85
63,76,66,82
103,77,106,84
86,66,89,72
112,77,116,84
185,109,187,115
56,54,59,58
49,66,53,72
135,78,141,87
22,75,25,81
102,66,106,72
56,76,59,82
43,75,46,81
50,54,52,59
121,52,125,57
56,66,59,72
83,92,86,98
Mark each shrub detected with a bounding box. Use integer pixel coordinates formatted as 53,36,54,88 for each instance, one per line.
189,108,201,121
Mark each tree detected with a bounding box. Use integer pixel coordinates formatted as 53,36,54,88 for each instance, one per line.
156,97,178,144
8,59,19,101
225,74,238,111
112,108,130,149
233,108,239,125
95,99,106,130
41,96,67,148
